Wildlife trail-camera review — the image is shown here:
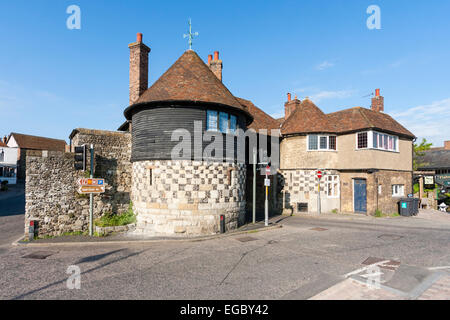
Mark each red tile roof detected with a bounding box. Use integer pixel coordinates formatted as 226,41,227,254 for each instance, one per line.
125,50,251,120
0,141,6,147
237,98,281,133
327,107,415,138
281,99,336,135
10,133,67,151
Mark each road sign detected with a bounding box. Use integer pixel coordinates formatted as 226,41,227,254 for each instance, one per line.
78,185,105,194
77,178,105,186
317,170,323,179
264,178,271,187
266,166,271,175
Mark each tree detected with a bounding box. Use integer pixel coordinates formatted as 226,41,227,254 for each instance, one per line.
413,138,433,170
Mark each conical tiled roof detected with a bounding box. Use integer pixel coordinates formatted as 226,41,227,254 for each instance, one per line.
281,99,336,135
125,50,250,120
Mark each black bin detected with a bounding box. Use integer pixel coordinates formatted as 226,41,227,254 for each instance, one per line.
412,198,420,215
399,198,414,216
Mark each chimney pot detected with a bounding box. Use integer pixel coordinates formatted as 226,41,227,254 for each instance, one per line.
209,51,223,82
371,88,384,112
214,51,219,61
208,54,213,65
287,93,291,102
444,141,450,150
129,34,150,105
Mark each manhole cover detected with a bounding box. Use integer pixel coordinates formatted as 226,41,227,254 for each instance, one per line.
236,236,258,242
310,227,328,232
22,251,56,260
362,257,401,270
378,234,404,241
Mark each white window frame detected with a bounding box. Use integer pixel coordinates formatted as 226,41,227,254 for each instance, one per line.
356,130,399,152
392,184,404,197
307,135,337,151
325,175,340,198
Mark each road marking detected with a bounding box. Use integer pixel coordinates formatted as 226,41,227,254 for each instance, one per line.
344,260,390,278
428,266,450,270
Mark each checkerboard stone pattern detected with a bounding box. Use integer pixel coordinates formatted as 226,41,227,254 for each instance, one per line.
279,169,339,213
132,160,246,236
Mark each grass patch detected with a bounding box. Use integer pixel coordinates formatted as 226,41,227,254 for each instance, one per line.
94,202,136,227
374,210,400,218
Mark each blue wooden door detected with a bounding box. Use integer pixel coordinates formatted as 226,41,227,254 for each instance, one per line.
354,179,367,213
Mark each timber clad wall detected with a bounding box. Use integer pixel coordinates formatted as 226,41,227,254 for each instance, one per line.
25,130,131,237
131,105,246,161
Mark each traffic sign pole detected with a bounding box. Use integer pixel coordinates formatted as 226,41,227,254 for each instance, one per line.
317,170,322,215
252,148,256,224
265,165,270,227
89,144,94,236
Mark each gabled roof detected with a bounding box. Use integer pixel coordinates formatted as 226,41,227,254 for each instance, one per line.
9,133,66,151
327,107,415,138
418,150,450,170
237,98,281,133
124,50,251,120
281,99,336,135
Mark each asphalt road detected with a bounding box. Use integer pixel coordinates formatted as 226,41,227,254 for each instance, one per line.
0,212,449,300
0,186,25,247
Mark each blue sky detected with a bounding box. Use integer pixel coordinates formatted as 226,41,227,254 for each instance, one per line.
1,0,449,146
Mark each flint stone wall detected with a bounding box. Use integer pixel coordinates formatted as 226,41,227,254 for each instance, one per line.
25,129,131,237
132,160,246,236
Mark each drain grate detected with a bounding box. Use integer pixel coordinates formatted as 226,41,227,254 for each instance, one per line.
22,251,56,260
378,234,404,241
362,257,401,271
236,236,258,243
310,227,328,232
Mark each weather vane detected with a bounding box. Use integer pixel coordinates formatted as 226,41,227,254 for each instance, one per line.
183,18,198,50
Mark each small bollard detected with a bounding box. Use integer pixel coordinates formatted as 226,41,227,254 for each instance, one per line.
220,215,225,234
28,220,37,241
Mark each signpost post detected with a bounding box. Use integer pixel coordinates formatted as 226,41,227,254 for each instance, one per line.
253,148,257,224
265,165,271,227
317,170,322,214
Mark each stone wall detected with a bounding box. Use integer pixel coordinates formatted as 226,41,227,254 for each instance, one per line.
132,160,246,236
340,170,412,215
279,169,340,214
25,129,131,237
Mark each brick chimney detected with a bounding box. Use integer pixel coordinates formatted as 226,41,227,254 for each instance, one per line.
208,51,223,82
284,93,301,119
371,88,384,112
444,141,450,150
2,136,6,144
129,33,151,105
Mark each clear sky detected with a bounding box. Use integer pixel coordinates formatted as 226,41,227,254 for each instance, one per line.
1,0,449,146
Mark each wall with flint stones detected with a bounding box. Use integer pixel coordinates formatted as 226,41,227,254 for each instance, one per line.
132,160,246,236
24,129,132,237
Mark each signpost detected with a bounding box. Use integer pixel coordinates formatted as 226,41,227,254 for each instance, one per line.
317,170,323,214
265,165,270,227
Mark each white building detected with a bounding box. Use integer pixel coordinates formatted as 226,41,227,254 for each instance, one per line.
0,142,18,185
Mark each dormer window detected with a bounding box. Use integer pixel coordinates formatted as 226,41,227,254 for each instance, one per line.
307,135,337,151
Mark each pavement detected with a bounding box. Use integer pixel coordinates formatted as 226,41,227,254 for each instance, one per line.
1,191,450,300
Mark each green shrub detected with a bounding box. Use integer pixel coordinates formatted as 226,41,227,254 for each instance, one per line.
0,180,8,191
374,209,383,217
94,202,136,227
331,209,338,214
